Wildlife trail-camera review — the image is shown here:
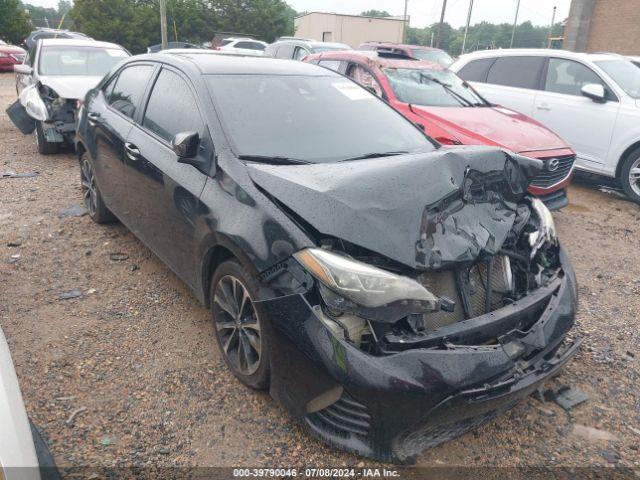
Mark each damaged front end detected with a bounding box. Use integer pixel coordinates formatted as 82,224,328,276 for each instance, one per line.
6,83,77,143
249,148,579,463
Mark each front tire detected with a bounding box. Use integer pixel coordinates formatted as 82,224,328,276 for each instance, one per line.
620,148,640,204
211,260,271,390
80,153,115,224
35,121,59,155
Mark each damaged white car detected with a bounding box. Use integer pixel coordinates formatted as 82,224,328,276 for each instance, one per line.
8,38,129,154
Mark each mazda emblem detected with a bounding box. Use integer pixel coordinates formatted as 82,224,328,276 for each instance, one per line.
547,158,560,172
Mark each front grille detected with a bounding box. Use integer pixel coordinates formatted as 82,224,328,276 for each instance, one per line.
530,155,574,189
307,392,371,439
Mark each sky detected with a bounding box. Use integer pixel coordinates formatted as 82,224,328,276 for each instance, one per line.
24,0,572,29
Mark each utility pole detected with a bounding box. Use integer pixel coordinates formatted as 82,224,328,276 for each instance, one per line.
402,0,409,43
547,6,557,48
159,0,168,50
510,0,521,48
509,0,520,48
461,0,474,55
435,0,447,48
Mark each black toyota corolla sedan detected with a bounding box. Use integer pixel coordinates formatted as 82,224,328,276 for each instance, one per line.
75,53,580,463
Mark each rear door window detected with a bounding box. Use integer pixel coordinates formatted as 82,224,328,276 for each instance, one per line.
142,68,204,142
457,57,496,82
108,65,154,119
486,56,545,90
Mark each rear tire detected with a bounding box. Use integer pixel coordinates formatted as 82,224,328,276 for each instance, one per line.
619,148,640,204
35,121,59,155
211,260,271,390
80,152,116,224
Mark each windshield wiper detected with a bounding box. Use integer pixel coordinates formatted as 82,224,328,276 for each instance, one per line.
339,151,409,162
238,155,310,165
418,73,475,107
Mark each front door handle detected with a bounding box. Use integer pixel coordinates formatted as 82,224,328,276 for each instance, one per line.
87,112,100,126
536,103,552,111
124,142,140,161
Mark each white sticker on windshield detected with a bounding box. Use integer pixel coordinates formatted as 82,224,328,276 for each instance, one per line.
332,81,371,100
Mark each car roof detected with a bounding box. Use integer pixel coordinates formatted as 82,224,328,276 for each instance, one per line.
274,39,350,49
310,50,445,70
361,42,441,51
457,48,621,64
149,52,339,76
40,38,124,50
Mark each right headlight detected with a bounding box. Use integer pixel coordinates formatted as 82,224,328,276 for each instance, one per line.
294,248,439,311
19,84,49,121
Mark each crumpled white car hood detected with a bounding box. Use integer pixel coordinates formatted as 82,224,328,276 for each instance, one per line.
38,75,103,100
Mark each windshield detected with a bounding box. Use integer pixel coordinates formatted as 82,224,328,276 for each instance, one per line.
595,59,640,99
39,46,129,76
206,74,433,163
412,49,454,67
384,68,487,107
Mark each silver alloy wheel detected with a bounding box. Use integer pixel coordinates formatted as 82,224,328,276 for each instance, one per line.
629,157,640,197
80,158,97,216
213,275,262,375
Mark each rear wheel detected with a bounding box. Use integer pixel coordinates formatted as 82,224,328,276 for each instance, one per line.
35,121,59,155
80,153,115,223
619,148,640,204
211,260,271,389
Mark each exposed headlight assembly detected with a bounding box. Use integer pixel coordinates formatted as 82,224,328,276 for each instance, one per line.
294,248,440,322
528,197,557,258
19,84,49,121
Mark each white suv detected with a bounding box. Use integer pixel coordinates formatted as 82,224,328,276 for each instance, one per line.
217,38,267,56
451,49,640,203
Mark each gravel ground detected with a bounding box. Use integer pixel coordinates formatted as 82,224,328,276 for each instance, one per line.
1,72,639,473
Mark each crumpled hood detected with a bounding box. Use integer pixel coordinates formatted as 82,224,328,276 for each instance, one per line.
38,75,103,100
411,105,567,153
1,45,26,55
247,147,543,270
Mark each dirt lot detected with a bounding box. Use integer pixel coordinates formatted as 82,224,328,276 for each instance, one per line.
1,72,639,473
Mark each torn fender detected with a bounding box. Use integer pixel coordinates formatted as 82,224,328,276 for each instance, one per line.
247,147,542,270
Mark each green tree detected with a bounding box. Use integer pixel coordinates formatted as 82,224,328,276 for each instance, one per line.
0,0,31,44
360,9,391,18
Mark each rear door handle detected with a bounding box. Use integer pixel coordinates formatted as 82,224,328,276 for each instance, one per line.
87,112,100,126
124,142,140,161
536,103,552,111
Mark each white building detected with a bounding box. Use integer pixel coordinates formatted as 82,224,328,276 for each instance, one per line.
294,12,407,48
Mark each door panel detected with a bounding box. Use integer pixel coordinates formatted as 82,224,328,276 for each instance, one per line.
90,65,154,219
90,91,133,217
123,67,210,286
532,58,619,165
124,127,207,286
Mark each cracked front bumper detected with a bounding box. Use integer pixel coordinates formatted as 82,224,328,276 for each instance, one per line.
260,247,578,463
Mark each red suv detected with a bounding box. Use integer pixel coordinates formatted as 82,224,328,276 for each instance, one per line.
305,51,575,209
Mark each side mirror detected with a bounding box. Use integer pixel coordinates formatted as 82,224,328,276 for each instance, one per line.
581,83,606,103
172,131,200,158
14,64,32,75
